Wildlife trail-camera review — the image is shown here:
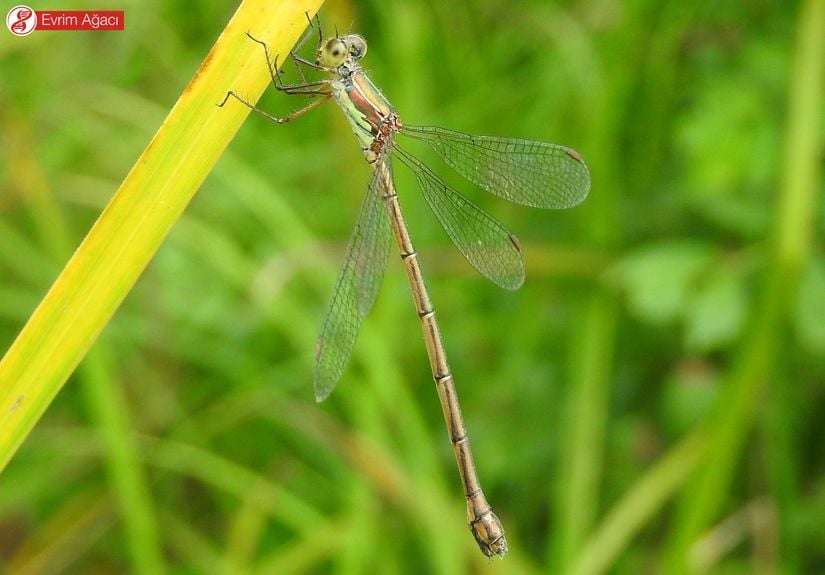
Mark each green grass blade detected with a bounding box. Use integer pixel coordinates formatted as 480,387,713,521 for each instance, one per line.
79,350,166,575
7,106,166,574
0,0,326,472
552,289,616,570
569,432,707,575
663,0,825,570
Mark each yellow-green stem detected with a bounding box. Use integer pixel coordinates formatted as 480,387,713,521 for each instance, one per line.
0,0,325,472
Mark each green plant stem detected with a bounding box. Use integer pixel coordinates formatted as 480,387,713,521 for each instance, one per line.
555,289,616,569
3,105,166,574
570,432,707,575
0,0,325,472
80,351,166,575
546,5,624,569
766,374,802,575
664,1,824,571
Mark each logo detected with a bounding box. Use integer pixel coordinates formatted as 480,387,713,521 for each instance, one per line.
6,5,36,36
5,6,125,34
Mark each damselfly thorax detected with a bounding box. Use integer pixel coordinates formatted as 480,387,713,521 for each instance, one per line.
329,61,402,163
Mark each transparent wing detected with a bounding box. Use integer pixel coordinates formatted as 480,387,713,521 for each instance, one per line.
314,158,392,401
395,146,524,290
400,125,590,209
354,161,394,317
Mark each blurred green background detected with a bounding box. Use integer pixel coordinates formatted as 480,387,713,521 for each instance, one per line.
1,0,824,573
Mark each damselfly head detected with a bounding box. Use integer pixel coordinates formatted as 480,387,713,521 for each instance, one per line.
316,34,368,68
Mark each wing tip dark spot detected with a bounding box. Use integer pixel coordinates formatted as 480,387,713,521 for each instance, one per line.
566,148,584,163
315,336,324,362
508,233,522,253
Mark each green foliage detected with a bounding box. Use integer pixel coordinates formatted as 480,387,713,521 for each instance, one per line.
794,257,825,352
612,241,715,323
1,0,823,573
612,240,749,351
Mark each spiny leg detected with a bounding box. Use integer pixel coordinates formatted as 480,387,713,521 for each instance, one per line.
217,91,331,125
308,11,322,51
290,11,326,74
244,32,285,89
218,39,329,108
218,33,331,113
245,31,325,90
291,50,309,84
288,12,323,82
292,12,319,55
270,59,331,94
290,53,325,72
289,12,324,83
243,31,331,98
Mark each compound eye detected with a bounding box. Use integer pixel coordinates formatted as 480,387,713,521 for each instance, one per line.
320,38,347,67
347,35,368,60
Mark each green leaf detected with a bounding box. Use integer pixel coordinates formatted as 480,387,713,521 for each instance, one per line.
684,267,747,351
612,242,714,324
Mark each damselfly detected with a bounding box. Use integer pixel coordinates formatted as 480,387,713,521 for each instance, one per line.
219,16,590,558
